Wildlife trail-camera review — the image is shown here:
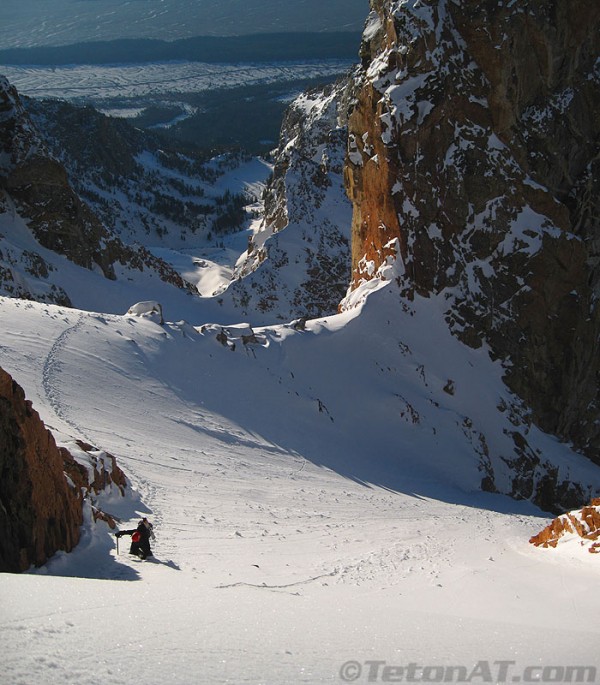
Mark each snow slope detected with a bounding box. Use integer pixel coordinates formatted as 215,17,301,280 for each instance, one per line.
1,267,599,683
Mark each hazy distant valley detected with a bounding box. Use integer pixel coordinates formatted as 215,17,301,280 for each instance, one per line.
0,0,365,155
3,57,353,154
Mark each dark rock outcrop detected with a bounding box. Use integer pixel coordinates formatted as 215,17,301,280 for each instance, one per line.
0,366,128,572
0,366,83,572
344,0,600,467
1,77,116,279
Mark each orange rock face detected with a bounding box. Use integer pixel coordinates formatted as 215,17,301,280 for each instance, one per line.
0,367,129,571
0,366,83,572
529,499,600,553
344,0,600,470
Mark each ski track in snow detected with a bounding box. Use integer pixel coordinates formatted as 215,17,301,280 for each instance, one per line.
41,313,88,438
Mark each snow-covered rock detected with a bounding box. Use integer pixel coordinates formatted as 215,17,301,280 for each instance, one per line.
126,300,164,325
0,365,82,572
0,365,128,572
221,80,353,323
530,499,600,554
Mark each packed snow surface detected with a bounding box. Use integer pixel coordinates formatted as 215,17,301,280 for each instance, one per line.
1,276,599,683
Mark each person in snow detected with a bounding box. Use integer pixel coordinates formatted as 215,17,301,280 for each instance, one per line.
116,518,155,560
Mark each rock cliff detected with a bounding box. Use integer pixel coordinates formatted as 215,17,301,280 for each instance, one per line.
344,0,600,465
225,81,353,322
0,366,83,571
0,366,127,572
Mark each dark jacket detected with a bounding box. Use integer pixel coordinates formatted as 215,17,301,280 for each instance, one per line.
117,520,154,559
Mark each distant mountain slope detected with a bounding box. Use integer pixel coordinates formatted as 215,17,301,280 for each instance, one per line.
24,95,259,248
0,33,362,66
0,76,196,307
0,76,353,323
16,81,356,324
5,60,353,154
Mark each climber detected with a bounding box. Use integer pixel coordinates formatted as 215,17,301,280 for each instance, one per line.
116,517,155,559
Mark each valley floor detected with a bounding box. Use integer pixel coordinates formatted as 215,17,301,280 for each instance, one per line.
0,297,598,684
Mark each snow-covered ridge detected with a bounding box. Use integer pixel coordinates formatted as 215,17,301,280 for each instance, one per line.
2,74,355,326
222,80,353,322
2,78,280,318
